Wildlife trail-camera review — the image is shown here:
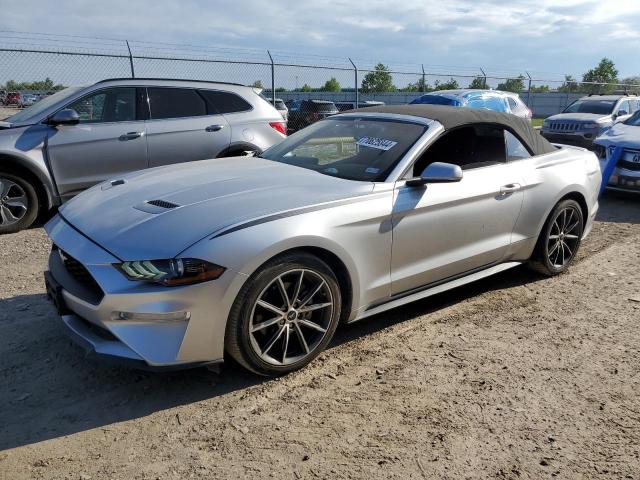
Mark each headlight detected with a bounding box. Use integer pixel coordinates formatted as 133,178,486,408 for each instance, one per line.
543,119,550,127
581,123,600,130
115,258,226,286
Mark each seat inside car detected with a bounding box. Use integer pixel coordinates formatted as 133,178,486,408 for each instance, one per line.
412,124,506,176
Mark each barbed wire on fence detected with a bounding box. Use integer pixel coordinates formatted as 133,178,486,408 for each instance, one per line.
1,30,639,117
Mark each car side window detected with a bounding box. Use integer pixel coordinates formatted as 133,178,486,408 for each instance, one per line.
67,87,136,123
147,87,207,120
198,90,252,114
507,97,518,111
505,130,531,161
412,124,507,176
617,100,631,115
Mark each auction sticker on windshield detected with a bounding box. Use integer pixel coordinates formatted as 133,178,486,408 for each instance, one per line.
356,137,398,151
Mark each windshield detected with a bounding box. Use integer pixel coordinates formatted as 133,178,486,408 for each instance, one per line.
624,110,640,126
563,99,616,115
6,87,84,123
260,117,427,182
410,94,461,107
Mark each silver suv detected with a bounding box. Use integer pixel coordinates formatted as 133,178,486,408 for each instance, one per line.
541,94,639,149
0,78,287,233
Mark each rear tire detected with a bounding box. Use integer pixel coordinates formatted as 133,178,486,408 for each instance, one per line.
0,171,39,234
528,199,583,276
225,252,342,377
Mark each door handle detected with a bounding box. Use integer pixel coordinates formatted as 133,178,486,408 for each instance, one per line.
119,131,143,141
499,183,521,196
205,124,224,132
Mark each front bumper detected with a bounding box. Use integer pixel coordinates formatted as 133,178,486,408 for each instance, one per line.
599,160,640,193
44,215,241,369
541,131,598,149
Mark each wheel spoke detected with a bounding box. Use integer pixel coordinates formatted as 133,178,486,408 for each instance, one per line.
566,219,580,233
298,279,326,308
262,325,286,355
562,240,572,258
548,234,559,240
293,322,310,354
250,315,283,333
281,325,291,363
564,234,579,240
549,241,560,256
276,276,291,309
564,210,574,232
0,205,18,223
256,299,286,316
297,318,327,333
291,271,304,305
298,302,332,313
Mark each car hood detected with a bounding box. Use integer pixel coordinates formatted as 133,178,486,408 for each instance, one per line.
57,156,374,261
594,122,640,149
546,113,611,123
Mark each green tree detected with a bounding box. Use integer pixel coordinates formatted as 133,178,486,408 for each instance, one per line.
400,77,431,92
2,77,65,92
468,76,487,89
320,77,341,92
361,63,396,93
530,85,550,93
251,80,264,89
582,58,618,93
497,75,525,93
300,83,312,92
275,87,287,92
558,75,579,93
433,78,459,91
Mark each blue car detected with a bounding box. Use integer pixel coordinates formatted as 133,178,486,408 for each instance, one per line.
594,110,640,194
410,89,531,120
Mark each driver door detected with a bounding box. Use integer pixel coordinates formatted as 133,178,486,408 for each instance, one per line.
390,125,525,295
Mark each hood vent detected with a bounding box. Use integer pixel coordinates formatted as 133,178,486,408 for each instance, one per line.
133,199,181,214
147,199,180,209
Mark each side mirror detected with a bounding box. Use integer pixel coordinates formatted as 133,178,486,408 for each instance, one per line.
406,162,463,187
48,109,79,126
617,110,628,117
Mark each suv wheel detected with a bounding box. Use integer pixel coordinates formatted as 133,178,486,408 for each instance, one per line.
0,171,39,234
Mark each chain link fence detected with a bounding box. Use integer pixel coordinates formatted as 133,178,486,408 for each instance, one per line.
1,31,639,119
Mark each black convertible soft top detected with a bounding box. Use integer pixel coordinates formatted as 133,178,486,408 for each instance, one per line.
354,104,557,156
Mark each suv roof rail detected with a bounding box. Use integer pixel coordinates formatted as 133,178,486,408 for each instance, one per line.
94,77,247,87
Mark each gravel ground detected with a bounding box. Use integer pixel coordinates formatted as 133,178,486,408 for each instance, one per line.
0,194,639,480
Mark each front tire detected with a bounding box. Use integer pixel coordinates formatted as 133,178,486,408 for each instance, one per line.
0,171,39,234
225,253,342,376
528,199,584,276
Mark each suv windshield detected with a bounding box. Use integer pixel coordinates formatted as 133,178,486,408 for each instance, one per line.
6,87,84,124
260,117,426,182
624,110,640,126
563,99,616,115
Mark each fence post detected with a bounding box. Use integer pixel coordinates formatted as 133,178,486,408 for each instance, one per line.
421,64,426,93
125,40,135,78
267,50,275,106
349,58,358,107
480,68,487,89
526,71,532,106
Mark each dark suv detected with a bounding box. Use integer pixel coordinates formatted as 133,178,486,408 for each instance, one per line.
286,100,339,133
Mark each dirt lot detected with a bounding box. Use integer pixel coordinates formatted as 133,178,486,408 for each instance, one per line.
1,194,639,479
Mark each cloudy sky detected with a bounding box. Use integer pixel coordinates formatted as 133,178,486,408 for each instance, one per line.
1,0,639,81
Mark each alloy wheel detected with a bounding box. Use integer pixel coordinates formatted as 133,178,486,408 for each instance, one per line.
547,206,581,268
249,269,334,366
0,178,29,227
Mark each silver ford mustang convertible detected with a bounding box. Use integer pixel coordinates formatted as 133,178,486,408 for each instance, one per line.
44,105,601,376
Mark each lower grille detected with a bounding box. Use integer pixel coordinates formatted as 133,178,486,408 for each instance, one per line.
51,245,104,304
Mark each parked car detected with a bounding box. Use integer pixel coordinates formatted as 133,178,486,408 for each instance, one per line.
0,78,287,234
18,93,39,108
0,90,6,105
5,91,20,106
541,94,639,149
273,98,288,121
410,89,532,120
594,109,640,193
286,99,338,133
335,100,385,112
43,105,600,375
